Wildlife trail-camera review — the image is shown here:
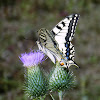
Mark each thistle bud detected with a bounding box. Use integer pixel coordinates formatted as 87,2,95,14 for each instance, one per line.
49,63,75,92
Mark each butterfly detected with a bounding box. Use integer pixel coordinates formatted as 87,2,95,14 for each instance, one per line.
36,14,80,68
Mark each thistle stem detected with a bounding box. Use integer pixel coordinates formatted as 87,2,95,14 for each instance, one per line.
58,91,63,100
49,93,55,100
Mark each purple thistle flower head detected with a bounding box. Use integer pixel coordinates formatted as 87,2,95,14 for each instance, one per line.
19,51,45,67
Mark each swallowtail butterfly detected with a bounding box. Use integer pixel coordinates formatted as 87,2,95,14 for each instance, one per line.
37,14,80,68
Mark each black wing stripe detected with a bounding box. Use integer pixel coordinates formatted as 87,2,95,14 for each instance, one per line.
65,14,80,42
65,15,75,41
62,21,66,26
56,25,62,30
52,30,56,36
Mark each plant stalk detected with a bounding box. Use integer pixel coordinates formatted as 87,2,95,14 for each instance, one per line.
58,91,63,100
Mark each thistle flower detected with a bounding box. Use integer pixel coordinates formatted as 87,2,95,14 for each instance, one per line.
19,51,45,68
49,63,75,92
19,51,48,99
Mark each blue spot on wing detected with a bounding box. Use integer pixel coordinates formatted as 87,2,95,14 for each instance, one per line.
65,42,71,60
66,57,69,59
67,52,69,56
67,48,69,51
65,41,70,60
65,44,68,47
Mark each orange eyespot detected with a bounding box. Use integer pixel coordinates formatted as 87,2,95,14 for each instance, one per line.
60,62,64,66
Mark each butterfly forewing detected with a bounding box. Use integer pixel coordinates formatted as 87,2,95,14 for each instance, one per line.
51,14,79,59
51,14,80,42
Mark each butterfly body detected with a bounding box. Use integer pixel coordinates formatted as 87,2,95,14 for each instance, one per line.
37,14,80,68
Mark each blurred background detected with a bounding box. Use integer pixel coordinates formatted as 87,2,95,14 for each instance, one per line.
0,0,100,100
